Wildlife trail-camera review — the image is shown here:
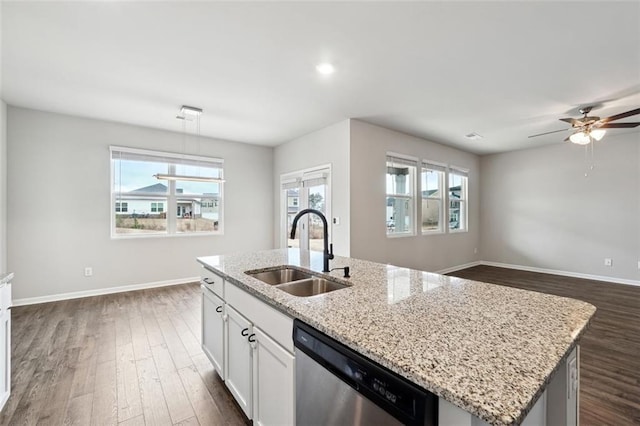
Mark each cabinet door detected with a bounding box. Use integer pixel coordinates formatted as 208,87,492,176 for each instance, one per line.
201,286,225,379
225,305,253,419
252,327,295,426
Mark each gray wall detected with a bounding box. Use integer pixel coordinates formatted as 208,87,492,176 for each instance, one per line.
273,120,351,256
480,132,640,281
349,120,480,272
8,107,274,300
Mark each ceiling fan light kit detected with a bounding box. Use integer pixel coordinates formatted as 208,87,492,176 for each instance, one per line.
528,106,640,145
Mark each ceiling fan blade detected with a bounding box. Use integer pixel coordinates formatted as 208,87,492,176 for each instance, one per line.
598,122,640,128
528,128,569,138
601,108,640,123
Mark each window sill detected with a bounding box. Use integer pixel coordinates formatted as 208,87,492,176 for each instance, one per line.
447,229,468,234
386,232,415,238
111,231,224,240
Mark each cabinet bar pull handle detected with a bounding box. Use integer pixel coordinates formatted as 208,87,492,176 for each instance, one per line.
241,328,249,337
203,278,213,284
215,306,223,313
248,334,256,343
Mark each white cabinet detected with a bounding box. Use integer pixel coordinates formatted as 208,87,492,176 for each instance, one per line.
252,327,295,426
200,266,295,425
225,305,253,419
0,277,12,411
201,286,225,379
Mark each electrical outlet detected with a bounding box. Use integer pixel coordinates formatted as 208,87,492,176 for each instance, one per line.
638,261,640,270
333,217,340,225
473,247,478,254
84,267,93,277
604,258,613,267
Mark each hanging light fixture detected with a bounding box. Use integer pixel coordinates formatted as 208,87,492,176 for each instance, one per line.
568,127,607,145
154,105,226,183
569,131,591,145
590,128,606,141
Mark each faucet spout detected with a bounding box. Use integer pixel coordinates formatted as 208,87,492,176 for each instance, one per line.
290,208,334,272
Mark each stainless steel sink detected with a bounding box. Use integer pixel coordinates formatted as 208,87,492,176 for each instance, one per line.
246,267,313,285
274,278,348,297
245,265,350,297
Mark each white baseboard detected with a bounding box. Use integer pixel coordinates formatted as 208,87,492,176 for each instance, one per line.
12,276,200,307
450,261,640,288
435,261,483,275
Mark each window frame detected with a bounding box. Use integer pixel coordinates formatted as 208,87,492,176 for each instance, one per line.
447,166,468,233
279,164,332,250
110,146,224,239
386,153,418,238
420,161,446,235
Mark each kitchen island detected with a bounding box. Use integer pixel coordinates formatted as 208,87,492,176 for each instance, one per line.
197,249,596,426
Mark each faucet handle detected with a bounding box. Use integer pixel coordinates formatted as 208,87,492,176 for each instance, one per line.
328,243,334,259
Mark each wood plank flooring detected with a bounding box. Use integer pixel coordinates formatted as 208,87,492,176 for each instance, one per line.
3,270,638,425
449,266,640,426
1,284,247,426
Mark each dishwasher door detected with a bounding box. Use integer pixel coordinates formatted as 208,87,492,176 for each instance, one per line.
294,320,437,426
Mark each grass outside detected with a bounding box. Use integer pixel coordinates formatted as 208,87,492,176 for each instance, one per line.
116,217,218,234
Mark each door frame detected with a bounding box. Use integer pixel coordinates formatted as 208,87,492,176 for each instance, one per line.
279,164,332,250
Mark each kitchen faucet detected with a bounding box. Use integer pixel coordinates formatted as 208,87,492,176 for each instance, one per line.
290,209,334,272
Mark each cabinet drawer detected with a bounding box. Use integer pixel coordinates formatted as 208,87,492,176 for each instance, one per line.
201,267,224,297
226,284,294,353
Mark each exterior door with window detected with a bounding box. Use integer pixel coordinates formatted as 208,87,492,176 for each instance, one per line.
281,168,330,252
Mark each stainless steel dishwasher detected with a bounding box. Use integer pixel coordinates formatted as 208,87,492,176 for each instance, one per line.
294,320,438,426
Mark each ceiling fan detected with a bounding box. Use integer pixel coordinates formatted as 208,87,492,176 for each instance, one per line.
528,106,640,145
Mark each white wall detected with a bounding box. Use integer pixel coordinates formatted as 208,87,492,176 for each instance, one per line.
7,107,274,300
0,101,6,274
273,120,350,256
480,132,640,282
0,2,6,273
349,120,480,272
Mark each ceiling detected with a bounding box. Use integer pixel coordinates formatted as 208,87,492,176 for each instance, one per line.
2,1,639,155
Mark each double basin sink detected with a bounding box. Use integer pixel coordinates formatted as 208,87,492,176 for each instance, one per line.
245,266,350,297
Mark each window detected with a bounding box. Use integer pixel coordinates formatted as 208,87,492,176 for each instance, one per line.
115,202,128,213
111,146,224,237
448,167,468,231
421,163,445,233
150,202,164,213
280,167,331,252
386,155,416,236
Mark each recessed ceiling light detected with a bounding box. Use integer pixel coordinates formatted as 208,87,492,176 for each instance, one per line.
465,132,483,140
316,63,335,75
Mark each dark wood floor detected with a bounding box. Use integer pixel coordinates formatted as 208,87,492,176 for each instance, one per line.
1,283,247,426
3,270,639,425
449,266,640,426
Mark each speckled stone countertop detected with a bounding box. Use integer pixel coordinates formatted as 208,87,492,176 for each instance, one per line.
197,249,595,426
0,273,13,286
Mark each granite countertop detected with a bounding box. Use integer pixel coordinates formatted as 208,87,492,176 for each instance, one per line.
0,273,14,286
197,249,596,426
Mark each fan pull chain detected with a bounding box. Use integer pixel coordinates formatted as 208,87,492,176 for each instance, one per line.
584,141,595,177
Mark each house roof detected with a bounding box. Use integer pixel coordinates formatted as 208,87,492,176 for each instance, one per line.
129,183,168,193
129,183,184,194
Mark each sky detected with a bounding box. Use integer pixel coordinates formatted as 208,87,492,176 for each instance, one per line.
114,160,221,195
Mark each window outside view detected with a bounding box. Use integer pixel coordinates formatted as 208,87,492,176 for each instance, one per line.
112,150,223,237
386,158,415,235
448,172,467,231
421,166,444,233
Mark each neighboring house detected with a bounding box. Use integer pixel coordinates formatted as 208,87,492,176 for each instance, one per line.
115,182,220,220
287,189,299,215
